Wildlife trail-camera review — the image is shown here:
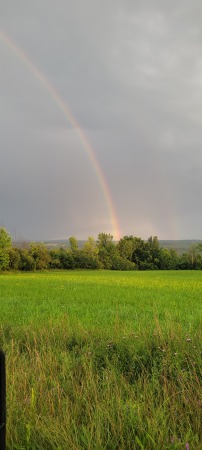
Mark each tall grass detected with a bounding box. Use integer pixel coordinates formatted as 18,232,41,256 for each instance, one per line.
0,271,201,449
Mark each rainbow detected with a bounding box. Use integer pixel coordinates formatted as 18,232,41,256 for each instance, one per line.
0,29,121,240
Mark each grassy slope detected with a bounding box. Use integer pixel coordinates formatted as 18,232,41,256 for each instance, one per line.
0,271,201,449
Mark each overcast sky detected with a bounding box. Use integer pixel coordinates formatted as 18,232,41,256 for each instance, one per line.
1,0,202,241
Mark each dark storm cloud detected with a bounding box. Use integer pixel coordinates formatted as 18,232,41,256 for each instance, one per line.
0,0,202,239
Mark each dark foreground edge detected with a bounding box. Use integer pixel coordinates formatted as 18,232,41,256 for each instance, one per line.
0,351,6,450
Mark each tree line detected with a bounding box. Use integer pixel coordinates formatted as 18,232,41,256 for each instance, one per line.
0,227,202,272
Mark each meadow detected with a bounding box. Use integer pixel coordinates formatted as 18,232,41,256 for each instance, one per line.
0,270,201,449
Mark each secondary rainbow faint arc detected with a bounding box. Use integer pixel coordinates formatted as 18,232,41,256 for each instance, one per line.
0,29,121,240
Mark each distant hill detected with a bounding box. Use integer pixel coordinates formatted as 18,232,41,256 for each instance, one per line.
44,239,84,249
159,240,202,254
43,239,202,254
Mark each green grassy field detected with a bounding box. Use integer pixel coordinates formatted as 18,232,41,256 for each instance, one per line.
0,270,201,449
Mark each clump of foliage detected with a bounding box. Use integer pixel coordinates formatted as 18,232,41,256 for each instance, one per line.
1,227,202,272
0,227,12,270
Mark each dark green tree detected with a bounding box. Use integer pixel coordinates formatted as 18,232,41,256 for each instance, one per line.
97,233,113,247
117,236,136,261
146,236,161,269
82,237,100,268
0,227,12,270
69,237,78,252
83,237,98,257
19,249,36,271
131,237,148,269
159,248,178,270
9,247,21,271
111,255,135,270
49,248,63,269
187,244,202,269
59,248,75,269
30,242,51,270
97,233,117,269
73,250,100,269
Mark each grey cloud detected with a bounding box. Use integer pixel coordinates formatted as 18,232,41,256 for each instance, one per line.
0,1,202,239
